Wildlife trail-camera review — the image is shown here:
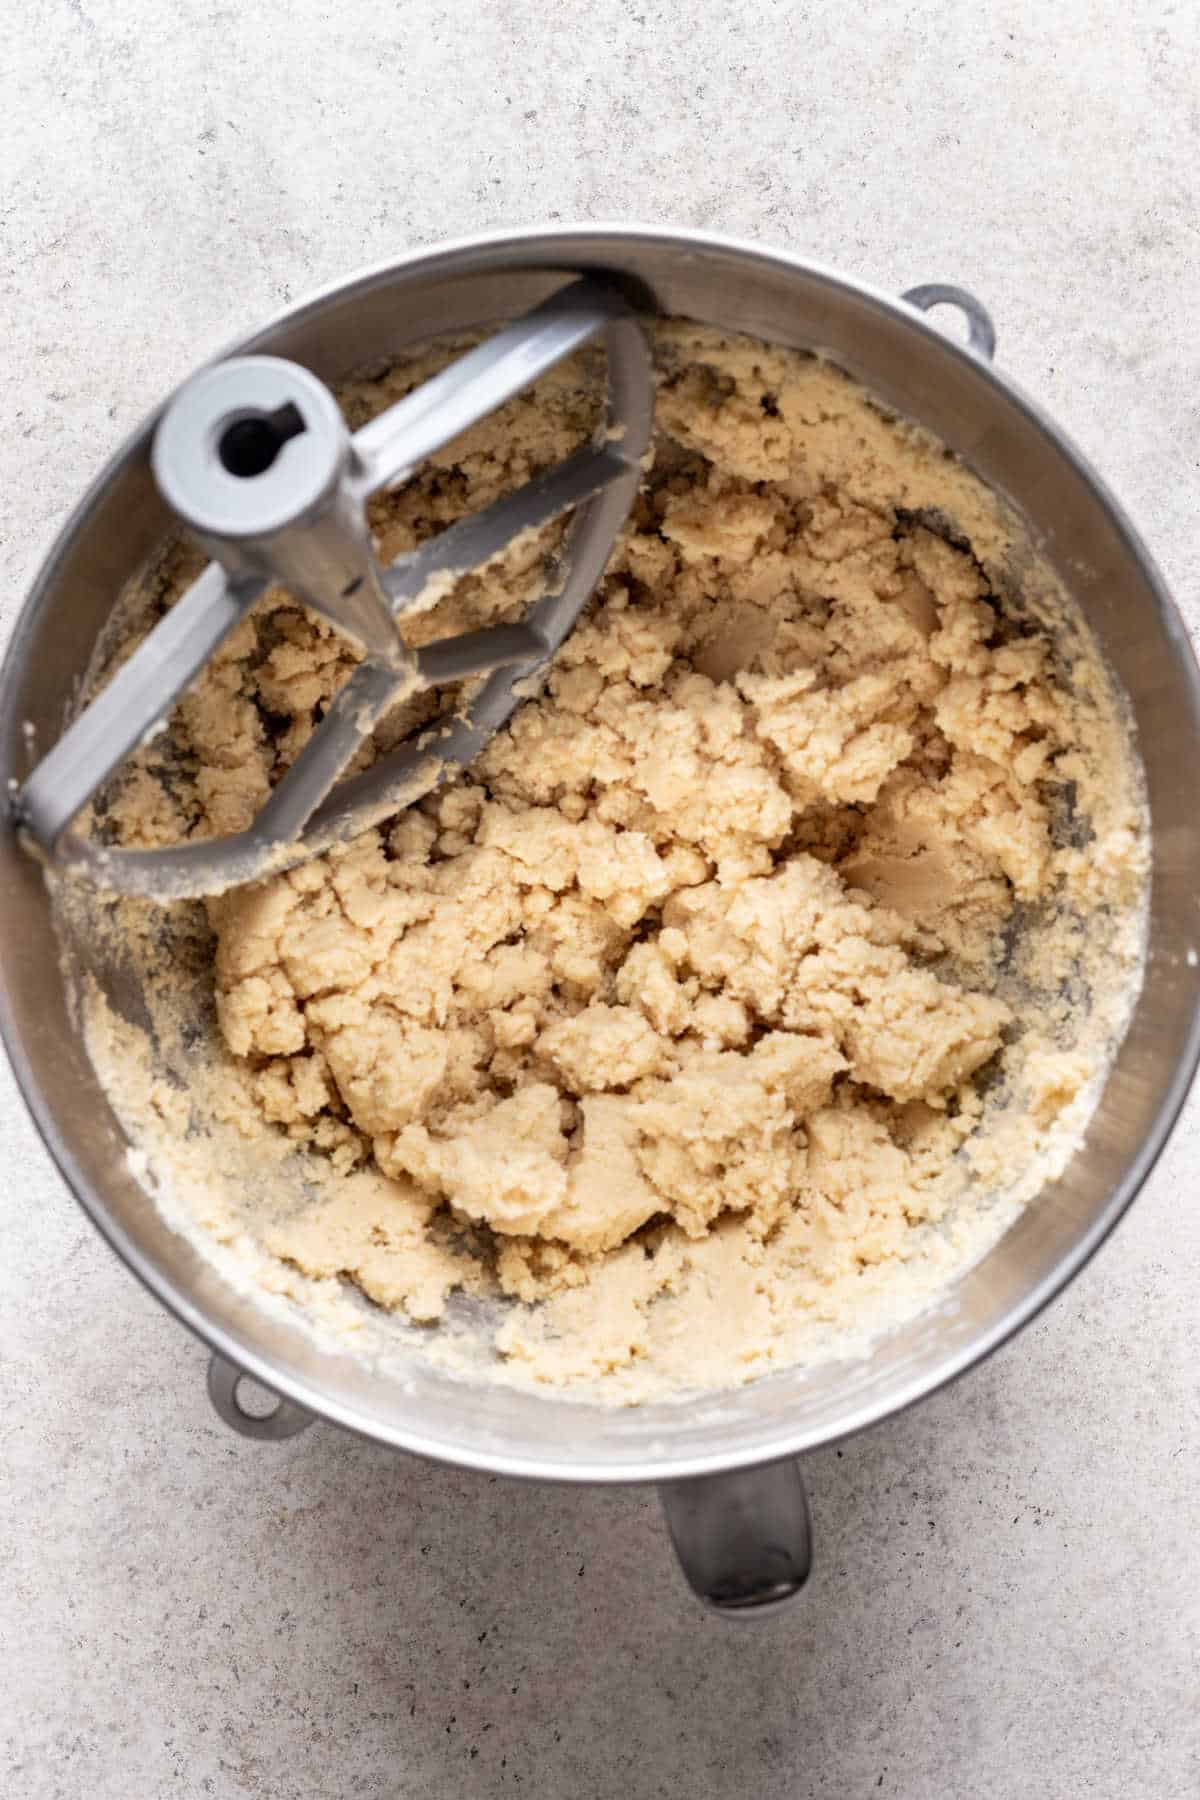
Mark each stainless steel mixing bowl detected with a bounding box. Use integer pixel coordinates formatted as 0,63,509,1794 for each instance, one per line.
3,227,1198,1614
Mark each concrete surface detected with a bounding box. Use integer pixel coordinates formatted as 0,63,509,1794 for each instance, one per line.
2,1,1199,1795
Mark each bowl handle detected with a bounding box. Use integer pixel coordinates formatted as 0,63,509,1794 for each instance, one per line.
206,1352,316,1442
901,283,997,362
659,1458,812,1616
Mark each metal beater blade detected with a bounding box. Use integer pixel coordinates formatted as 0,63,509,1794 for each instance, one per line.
14,280,652,899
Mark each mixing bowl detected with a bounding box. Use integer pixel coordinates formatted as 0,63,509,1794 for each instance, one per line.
3,227,1197,1614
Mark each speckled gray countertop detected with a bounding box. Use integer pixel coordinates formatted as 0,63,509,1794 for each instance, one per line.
2,3,1198,1796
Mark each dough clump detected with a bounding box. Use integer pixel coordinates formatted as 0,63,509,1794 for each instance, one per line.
94,321,1146,1393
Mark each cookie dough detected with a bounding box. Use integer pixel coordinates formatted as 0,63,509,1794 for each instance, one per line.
77,319,1148,1398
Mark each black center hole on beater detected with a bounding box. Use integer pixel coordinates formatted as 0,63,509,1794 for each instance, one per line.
218,402,307,478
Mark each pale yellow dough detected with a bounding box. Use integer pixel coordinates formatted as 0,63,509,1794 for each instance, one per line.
74,320,1148,1399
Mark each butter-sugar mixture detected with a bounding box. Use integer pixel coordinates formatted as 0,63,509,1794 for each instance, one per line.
76,320,1147,1397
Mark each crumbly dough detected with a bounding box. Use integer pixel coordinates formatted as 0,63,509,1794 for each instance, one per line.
70,320,1148,1399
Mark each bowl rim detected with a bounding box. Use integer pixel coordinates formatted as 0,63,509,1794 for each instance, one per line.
4,220,1199,1484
